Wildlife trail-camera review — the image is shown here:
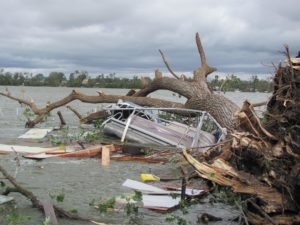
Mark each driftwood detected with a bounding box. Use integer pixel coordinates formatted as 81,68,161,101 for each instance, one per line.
0,33,239,131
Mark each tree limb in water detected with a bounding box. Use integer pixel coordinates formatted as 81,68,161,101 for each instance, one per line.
0,164,106,224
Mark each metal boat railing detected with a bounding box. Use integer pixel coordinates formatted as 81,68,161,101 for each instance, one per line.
101,106,226,146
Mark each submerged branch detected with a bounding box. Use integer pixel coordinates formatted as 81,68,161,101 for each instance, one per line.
0,164,106,224
0,89,185,127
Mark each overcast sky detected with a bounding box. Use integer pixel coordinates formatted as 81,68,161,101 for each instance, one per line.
0,0,299,78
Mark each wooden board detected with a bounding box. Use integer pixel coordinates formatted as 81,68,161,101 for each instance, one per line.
58,145,103,158
0,144,62,154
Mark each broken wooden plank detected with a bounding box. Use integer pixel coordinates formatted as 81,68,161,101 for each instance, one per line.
0,144,63,154
101,145,110,166
59,144,115,158
58,145,103,158
182,149,288,213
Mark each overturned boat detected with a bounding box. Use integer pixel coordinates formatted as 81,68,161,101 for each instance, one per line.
102,101,226,151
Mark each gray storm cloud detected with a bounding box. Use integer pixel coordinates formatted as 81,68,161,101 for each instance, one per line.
0,0,299,76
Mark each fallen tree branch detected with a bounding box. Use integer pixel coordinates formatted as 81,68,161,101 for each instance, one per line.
11,147,20,179
57,111,66,128
158,49,180,79
80,110,110,124
0,91,40,115
0,90,184,127
247,211,300,225
248,199,278,225
0,164,106,224
2,187,18,195
66,105,83,120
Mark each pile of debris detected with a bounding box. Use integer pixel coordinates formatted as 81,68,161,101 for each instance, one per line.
183,54,300,224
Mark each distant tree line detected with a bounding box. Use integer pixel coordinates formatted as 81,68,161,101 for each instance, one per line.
209,74,273,92
0,69,273,92
0,70,143,89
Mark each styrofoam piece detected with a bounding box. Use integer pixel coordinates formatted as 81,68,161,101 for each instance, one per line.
122,179,169,194
142,195,180,208
18,128,53,139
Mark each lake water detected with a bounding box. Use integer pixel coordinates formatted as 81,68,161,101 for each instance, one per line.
0,86,271,140
0,86,271,225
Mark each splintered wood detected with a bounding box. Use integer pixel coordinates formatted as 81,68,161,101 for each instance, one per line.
182,149,285,213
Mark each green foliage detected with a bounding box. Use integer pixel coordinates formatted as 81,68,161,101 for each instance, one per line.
123,191,142,217
49,188,65,203
0,181,6,188
0,69,144,89
179,199,188,214
98,198,116,213
209,172,215,178
48,127,70,146
94,119,104,129
208,74,273,92
170,192,178,199
165,213,187,225
48,135,64,146
42,217,51,225
68,208,78,214
22,106,35,120
165,197,200,225
0,69,273,91
45,72,66,87
132,191,142,202
210,185,242,206
119,191,144,224
125,202,139,216
80,130,99,143
5,211,31,225
89,196,116,213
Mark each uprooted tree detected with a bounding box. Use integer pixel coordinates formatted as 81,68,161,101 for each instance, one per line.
0,33,239,131
1,33,299,224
